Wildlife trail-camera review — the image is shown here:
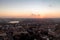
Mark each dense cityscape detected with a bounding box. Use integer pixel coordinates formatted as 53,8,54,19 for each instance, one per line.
0,0,60,40
0,18,60,40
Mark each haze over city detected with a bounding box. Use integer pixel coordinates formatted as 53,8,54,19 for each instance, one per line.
0,0,60,18
0,0,60,40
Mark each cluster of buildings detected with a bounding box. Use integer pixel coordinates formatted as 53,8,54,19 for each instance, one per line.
0,19,60,40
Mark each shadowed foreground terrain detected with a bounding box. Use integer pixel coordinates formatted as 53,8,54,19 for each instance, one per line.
0,18,60,40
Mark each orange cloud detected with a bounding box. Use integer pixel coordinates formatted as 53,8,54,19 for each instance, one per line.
0,11,60,18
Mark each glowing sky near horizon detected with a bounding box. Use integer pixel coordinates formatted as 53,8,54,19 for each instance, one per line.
0,0,60,18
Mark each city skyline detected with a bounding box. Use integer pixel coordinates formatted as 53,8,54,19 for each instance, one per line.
0,0,60,18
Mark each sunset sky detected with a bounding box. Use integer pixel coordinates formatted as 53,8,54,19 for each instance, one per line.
0,0,60,18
